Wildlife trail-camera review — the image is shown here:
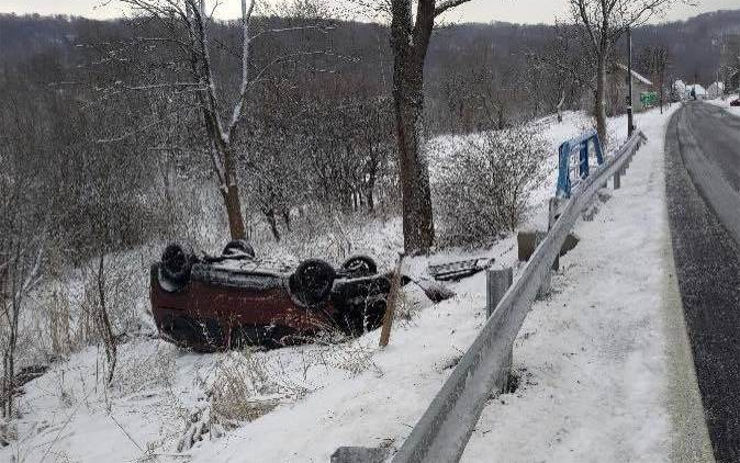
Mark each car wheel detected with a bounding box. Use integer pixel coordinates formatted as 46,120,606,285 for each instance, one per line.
290,259,336,307
342,255,378,277
223,239,256,259
160,243,195,288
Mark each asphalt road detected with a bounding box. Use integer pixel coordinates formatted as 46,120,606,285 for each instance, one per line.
666,102,740,463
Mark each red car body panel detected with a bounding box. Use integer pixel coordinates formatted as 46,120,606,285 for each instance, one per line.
150,260,391,350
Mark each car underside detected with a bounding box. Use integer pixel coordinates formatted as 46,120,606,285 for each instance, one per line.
150,240,393,351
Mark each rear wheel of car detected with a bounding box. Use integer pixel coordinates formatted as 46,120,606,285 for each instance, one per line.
222,239,256,259
290,259,336,307
342,255,378,277
160,243,195,289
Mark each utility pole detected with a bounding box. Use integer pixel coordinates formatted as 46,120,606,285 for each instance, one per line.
627,27,634,137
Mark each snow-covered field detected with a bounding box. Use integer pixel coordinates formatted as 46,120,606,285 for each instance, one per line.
1,106,701,462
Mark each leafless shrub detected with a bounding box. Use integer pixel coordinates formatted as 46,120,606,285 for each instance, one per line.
394,286,426,324
327,342,381,376
303,332,383,377
47,286,73,359
0,417,16,447
111,342,176,397
208,350,305,427
434,126,548,246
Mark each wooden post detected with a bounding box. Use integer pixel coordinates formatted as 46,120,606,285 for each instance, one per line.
486,268,513,317
614,171,621,190
379,253,404,348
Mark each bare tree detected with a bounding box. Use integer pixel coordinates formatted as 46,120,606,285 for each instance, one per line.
528,23,592,123
569,0,679,144
118,0,259,240
0,95,47,418
640,45,670,113
387,0,478,254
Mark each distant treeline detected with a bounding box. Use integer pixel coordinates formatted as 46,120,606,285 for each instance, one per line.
0,8,737,263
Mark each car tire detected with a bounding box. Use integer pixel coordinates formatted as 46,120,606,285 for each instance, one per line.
342,255,378,277
160,243,195,288
223,239,256,259
290,259,336,307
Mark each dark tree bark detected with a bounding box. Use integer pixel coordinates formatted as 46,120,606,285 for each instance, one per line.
282,209,292,232
96,250,117,385
264,209,281,242
595,50,608,144
390,0,475,254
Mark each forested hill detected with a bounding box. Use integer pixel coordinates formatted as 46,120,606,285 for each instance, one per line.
2,8,739,84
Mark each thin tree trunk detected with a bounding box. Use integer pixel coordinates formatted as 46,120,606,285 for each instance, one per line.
2,328,15,418
282,209,291,231
221,183,246,240
557,90,566,123
264,209,280,242
97,251,117,385
595,52,608,146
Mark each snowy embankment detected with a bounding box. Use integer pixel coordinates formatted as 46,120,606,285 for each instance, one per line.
0,107,698,462
707,94,740,117
462,105,713,462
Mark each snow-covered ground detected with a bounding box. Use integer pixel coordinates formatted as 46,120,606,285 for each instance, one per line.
462,104,713,462
706,94,740,117
1,106,703,462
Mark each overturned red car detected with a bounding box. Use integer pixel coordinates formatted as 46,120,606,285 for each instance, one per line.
150,240,393,350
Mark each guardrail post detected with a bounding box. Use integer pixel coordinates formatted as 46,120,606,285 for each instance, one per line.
538,198,563,299
486,267,515,393
613,170,621,190
486,267,513,318
549,198,563,271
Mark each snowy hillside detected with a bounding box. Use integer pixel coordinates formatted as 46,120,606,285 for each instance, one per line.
1,107,694,462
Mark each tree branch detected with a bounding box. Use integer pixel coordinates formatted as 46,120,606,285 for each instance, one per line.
434,0,474,17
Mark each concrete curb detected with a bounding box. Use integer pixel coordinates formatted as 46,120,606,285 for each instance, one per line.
661,232,715,463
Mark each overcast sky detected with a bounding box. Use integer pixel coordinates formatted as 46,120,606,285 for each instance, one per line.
2,0,739,24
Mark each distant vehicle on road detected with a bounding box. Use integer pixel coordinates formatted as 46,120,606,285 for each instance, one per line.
150,240,393,351
730,98,740,107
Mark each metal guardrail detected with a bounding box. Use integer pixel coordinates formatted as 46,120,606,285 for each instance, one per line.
391,130,647,463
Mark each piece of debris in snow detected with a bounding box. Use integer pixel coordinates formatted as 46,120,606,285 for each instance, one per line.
413,278,456,303
331,447,389,463
428,258,493,282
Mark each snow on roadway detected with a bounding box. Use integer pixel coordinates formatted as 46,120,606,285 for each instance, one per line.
461,105,713,463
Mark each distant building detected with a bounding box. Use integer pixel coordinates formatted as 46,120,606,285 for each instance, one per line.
603,63,654,116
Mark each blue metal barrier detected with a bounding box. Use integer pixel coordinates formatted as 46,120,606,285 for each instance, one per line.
556,130,605,198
